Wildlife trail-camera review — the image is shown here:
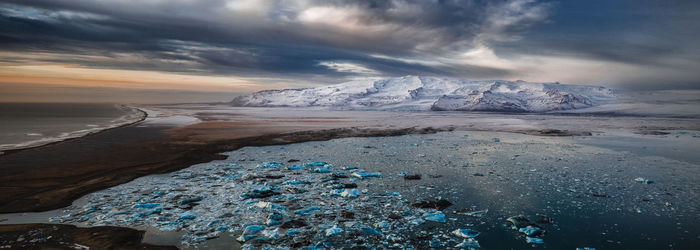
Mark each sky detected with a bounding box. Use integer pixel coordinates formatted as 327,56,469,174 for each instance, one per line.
1,0,699,103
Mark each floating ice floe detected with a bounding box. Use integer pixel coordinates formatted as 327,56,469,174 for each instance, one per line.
455,238,481,248
634,177,654,184
453,228,480,238
526,237,544,244
47,159,491,248
423,212,446,223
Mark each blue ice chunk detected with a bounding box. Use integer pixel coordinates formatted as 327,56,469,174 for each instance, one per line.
304,161,327,167
268,213,283,221
341,189,361,198
313,166,332,173
255,201,287,212
423,212,446,223
455,238,481,248
257,162,283,169
144,208,162,216
178,215,196,221
242,224,265,235
361,227,381,235
526,237,544,244
208,220,221,227
341,166,358,170
373,221,390,229
452,228,480,238
241,244,254,250
261,228,280,239
286,228,301,236
215,226,230,231
351,172,381,179
132,203,160,208
429,239,442,248
283,179,313,185
267,218,281,226
295,206,321,215
398,172,409,176
236,234,257,242
519,225,545,236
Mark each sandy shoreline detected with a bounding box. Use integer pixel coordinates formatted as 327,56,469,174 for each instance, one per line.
0,104,148,156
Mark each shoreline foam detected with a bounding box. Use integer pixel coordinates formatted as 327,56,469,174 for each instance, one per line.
0,104,147,155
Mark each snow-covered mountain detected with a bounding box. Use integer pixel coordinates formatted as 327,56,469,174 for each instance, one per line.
231,76,616,112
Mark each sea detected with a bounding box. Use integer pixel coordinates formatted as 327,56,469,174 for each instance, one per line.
0,103,145,153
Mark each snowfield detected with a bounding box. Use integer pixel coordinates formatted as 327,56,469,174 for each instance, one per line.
231,76,616,112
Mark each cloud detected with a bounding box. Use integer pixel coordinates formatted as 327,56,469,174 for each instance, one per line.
0,0,698,90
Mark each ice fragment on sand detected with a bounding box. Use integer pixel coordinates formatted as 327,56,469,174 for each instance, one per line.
178,215,196,221
452,228,480,238
286,228,301,236
455,238,480,248
634,177,654,184
423,212,446,223
261,228,280,239
257,162,283,169
525,237,544,244
132,203,160,209
295,206,321,215
236,225,265,242
326,225,343,236
304,161,327,167
241,186,280,199
352,172,381,179
341,189,361,198
283,179,312,185
313,165,333,173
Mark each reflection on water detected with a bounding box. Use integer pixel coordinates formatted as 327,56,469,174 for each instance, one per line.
5,130,697,249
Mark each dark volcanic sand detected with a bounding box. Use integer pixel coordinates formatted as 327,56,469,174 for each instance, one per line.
0,122,443,214
0,223,177,249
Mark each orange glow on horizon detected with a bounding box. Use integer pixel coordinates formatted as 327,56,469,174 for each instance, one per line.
0,63,282,92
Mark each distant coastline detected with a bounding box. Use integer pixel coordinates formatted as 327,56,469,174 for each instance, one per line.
0,104,148,156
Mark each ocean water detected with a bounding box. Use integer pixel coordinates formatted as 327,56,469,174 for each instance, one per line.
0,103,144,153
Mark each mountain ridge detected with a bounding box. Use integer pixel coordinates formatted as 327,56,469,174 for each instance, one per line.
231,76,616,112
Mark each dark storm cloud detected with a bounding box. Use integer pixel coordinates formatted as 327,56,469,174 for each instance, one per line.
0,0,550,82
1,0,698,88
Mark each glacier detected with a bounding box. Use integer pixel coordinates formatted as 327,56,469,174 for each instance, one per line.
230,76,616,112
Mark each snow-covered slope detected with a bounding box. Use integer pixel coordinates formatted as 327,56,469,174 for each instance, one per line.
231,76,616,112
